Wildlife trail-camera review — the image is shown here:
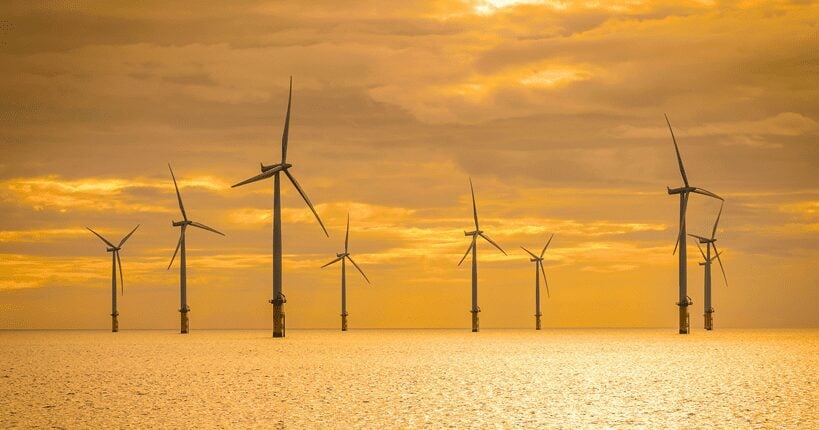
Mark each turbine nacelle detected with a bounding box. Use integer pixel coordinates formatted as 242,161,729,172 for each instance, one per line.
336,252,349,258
464,230,482,237
106,247,121,253
172,220,192,227
667,186,697,195
261,162,291,173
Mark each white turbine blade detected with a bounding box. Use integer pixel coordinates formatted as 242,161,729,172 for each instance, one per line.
118,224,140,247
540,261,550,298
711,201,724,240
116,251,124,296
520,246,538,259
713,244,728,287
190,221,225,236
692,187,723,201
231,165,283,188
479,232,506,255
665,114,689,187
346,255,370,284
458,237,475,266
673,192,689,255
87,227,116,248
694,241,707,261
167,231,184,270
281,76,292,163
168,164,188,221
321,256,343,268
345,213,350,253
284,170,329,237
469,177,479,230
540,233,554,258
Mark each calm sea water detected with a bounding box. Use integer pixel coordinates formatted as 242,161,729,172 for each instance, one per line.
1,329,816,429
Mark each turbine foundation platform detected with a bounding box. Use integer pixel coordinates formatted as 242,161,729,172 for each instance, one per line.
180,308,189,334
341,313,348,331
271,298,286,338
535,313,542,330
678,304,689,334
704,309,714,331
111,313,119,333
471,309,480,332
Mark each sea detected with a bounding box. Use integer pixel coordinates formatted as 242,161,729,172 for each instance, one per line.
1,329,816,429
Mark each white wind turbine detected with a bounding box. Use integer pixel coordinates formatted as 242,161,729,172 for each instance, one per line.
458,177,507,332
87,224,139,332
521,234,554,330
321,214,370,331
167,164,225,334
232,77,329,338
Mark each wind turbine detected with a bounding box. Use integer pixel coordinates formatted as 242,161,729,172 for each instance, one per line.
321,214,370,331
87,224,139,332
232,77,329,338
689,201,727,330
665,114,723,334
458,177,507,332
167,164,225,334
521,234,554,330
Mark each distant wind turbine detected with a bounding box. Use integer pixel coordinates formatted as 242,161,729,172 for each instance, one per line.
87,224,139,332
167,164,224,334
521,234,554,330
689,201,727,331
232,77,329,338
664,114,723,334
458,178,507,332
322,214,370,331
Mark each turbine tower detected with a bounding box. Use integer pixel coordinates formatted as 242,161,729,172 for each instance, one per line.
521,234,553,330
321,214,370,331
664,114,723,334
167,164,225,334
689,201,727,330
458,178,506,332
232,77,329,338
87,224,139,332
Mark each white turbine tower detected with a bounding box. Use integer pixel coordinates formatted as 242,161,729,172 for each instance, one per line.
167,164,225,334
689,201,728,330
521,234,554,330
322,214,370,331
87,224,139,332
664,114,723,334
458,177,506,332
232,77,329,338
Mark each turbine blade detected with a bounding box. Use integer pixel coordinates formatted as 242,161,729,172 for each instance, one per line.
540,233,554,258
694,241,707,261
665,114,689,187
711,201,724,240
189,221,225,236
692,187,723,201
345,213,350,253
87,227,116,248
713,244,728,287
479,232,506,255
231,166,282,188
321,256,343,268
118,224,140,247
168,164,187,221
458,237,475,266
284,170,329,237
469,177,479,230
540,261,550,298
167,231,183,270
520,246,538,259
673,192,689,255
281,77,292,163
346,255,370,284
116,251,124,295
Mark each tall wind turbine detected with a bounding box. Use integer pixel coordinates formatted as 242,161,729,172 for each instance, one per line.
321,214,370,331
167,164,225,334
689,201,727,330
521,234,554,330
232,77,329,338
458,178,507,332
664,114,723,334
87,224,139,332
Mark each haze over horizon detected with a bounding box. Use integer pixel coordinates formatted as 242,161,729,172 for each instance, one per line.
1,1,817,329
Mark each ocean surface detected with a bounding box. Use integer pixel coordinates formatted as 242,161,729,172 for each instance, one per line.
1,329,816,429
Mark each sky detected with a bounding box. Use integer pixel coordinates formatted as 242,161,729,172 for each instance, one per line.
0,0,817,329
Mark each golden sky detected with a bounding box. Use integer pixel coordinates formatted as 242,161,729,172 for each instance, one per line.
0,1,817,329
